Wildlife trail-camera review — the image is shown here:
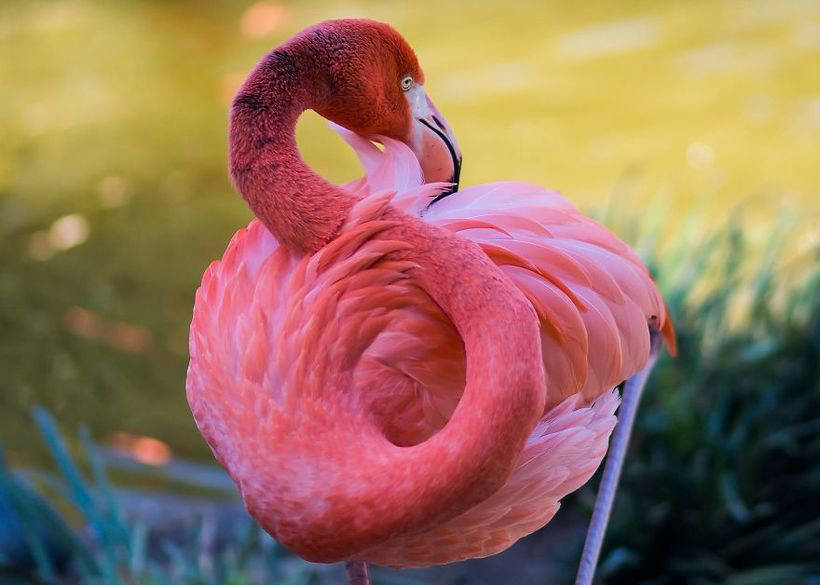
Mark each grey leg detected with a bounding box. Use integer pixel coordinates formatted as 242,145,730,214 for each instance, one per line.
574,333,661,585
346,561,371,585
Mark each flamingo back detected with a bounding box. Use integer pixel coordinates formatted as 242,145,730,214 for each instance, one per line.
187,127,674,566
336,126,675,409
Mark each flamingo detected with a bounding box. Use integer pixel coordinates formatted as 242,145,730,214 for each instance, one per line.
186,19,676,585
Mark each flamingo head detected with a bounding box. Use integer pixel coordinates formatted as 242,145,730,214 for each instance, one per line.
308,19,462,190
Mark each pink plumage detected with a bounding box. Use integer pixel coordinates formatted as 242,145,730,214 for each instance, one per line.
187,125,673,567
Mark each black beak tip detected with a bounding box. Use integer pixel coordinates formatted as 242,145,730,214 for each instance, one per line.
447,156,463,193
417,117,462,207
428,156,462,206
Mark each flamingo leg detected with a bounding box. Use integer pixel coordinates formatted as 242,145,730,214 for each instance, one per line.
574,330,661,585
345,561,371,585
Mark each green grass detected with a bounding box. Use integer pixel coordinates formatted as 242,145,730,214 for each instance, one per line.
589,215,820,584
0,409,332,585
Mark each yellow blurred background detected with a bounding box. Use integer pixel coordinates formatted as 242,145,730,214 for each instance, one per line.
1,0,818,466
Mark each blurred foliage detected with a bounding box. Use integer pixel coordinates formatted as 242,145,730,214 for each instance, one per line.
0,410,341,585
592,218,820,584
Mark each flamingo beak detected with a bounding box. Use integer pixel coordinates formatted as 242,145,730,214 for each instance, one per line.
405,86,462,196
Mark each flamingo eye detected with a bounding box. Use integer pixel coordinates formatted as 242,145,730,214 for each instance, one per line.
400,75,413,92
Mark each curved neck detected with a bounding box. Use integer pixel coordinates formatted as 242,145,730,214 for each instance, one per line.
229,47,354,254
225,35,547,561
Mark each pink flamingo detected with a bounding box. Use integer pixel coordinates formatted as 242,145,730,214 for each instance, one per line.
186,19,675,585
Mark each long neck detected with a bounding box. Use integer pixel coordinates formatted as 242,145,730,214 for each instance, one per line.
226,38,547,560
229,47,354,254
